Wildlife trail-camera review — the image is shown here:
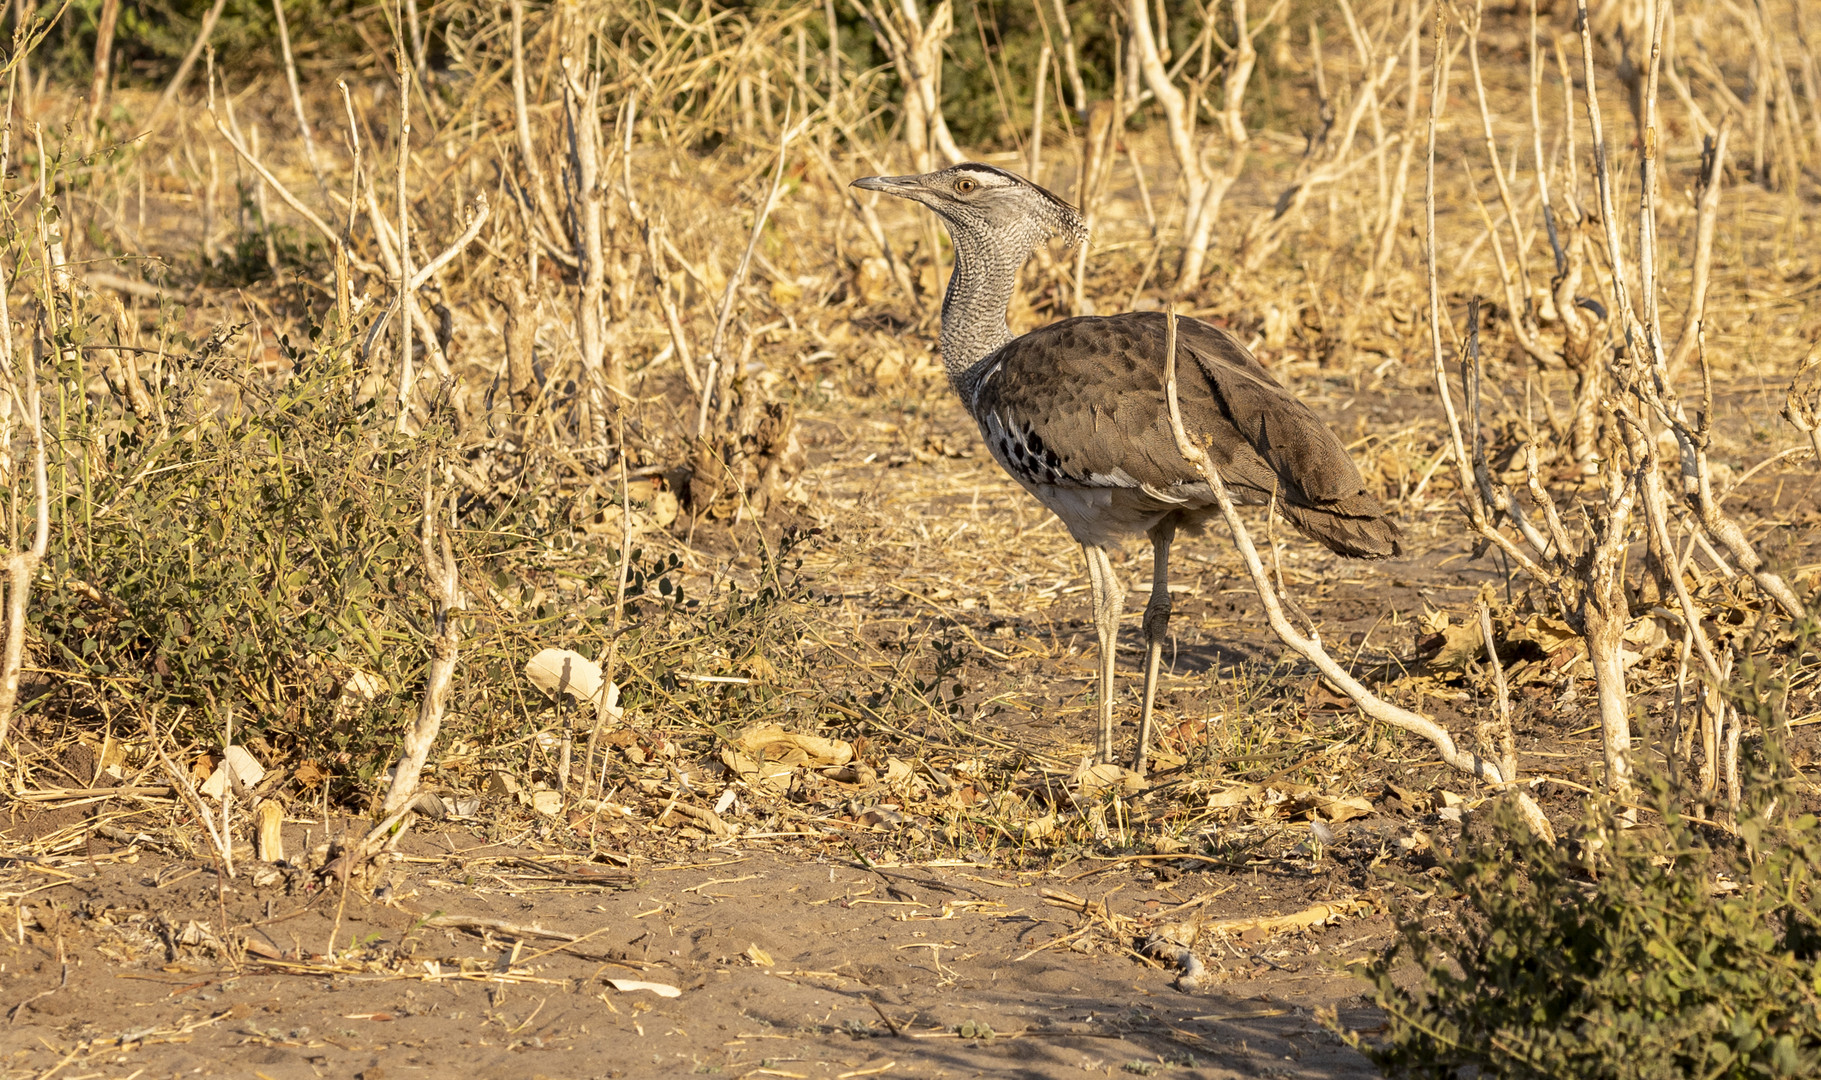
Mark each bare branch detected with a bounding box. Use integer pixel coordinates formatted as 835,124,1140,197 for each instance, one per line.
1161,307,1503,787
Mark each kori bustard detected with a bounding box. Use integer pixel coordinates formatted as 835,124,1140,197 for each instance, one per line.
853,163,1400,775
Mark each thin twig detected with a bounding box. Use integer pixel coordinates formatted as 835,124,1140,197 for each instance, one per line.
1159,306,1501,786
148,0,228,131
699,100,801,438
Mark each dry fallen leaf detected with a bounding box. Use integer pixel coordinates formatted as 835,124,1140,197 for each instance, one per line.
200,744,266,800
1204,784,1259,809
524,648,624,718
721,747,798,794
1202,898,1370,937
607,979,681,998
1020,814,1057,841
1317,795,1374,823
732,724,853,767
1075,762,1145,795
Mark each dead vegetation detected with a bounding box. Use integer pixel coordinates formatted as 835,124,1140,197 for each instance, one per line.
1,0,1820,1070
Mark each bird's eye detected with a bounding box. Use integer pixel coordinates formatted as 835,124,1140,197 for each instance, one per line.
954,178,976,194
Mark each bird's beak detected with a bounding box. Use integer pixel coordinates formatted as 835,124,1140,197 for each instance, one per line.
851,174,924,199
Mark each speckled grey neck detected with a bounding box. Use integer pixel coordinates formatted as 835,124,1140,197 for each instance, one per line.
938,219,1045,399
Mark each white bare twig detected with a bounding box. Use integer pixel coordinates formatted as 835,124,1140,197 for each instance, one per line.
207,107,374,272
361,465,464,861
360,196,492,367
1159,307,1502,788
859,0,964,171
561,56,614,438
394,31,416,434
1129,0,1282,291
1574,0,1806,622
699,103,802,439
271,0,327,199
148,0,228,132
147,710,235,879
0,115,48,752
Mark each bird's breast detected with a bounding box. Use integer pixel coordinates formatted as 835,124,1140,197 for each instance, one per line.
1013,482,1218,548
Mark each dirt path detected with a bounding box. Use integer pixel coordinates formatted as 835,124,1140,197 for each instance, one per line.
2,832,1384,1079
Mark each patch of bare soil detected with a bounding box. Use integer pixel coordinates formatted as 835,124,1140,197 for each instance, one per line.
3,824,1385,1080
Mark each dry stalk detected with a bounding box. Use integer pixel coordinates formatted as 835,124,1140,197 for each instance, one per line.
207,105,367,270
1574,0,1805,622
807,132,920,308
642,218,704,396
1047,0,1087,114
1724,698,1741,817
394,29,417,434
1425,8,1643,805
1123,144,1164,308
582,423,637,801
1026,41,1051,181
1362,0,1427,298
1071,97,1119,315
1799,6,1821,161
508,0,572,266
270,0,327,201
83,0,120,152
561,56,614,443
1237,2,1422,273
1667,119,1730,376
1783,348,1821,462
148,0,229,132
1461,5,1563,375
859,0,963,171
698,105,800,439
1418,0,1803,811
1475,599,1517,786
1129,0,1280,292
509,0,543,195
337,80,362,237
365,464,464,852
359,196,492,370
824,0,842,93
354,169,453,381
145,709,235,879
1159,309,1525,803
1463,2,1533,301
249,125,280,272
0,114,47,753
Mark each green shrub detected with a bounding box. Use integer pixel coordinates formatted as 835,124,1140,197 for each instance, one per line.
33,324,443,780
1351,724,1821,1079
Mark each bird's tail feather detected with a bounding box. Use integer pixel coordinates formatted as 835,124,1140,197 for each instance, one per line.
1280,495,1403,560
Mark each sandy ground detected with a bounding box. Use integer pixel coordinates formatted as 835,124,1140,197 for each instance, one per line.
2,830,1386,1080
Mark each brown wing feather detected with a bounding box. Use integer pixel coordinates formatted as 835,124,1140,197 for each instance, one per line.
967,311,1401,557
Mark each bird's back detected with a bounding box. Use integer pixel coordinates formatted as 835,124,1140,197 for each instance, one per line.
960,311,1401,559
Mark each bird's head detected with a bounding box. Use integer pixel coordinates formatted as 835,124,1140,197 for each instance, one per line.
851,163,1088,250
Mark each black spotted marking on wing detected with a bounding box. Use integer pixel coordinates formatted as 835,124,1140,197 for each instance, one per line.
986,412,1088,486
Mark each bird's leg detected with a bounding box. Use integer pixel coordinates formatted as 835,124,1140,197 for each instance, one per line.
1080,543,1126,766
1135,517,1178,776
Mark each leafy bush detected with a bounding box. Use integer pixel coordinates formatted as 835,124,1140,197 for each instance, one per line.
33,325,442,778
1352,717,1821,1079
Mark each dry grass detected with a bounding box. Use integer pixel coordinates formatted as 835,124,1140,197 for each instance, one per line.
0,0,1817,890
